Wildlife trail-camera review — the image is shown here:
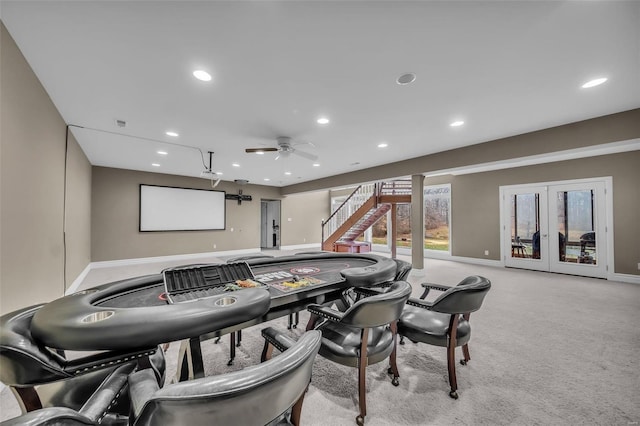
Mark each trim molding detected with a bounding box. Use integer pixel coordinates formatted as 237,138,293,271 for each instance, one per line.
610,273,640,285
65,263,92,295
279,243,322,251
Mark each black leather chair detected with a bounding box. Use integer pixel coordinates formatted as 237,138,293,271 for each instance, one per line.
392,258,412,281
126,330,322,426
0,304,165,423
306,281,412,425
398,276,491,399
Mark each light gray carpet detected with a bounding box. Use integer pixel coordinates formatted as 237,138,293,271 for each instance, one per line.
2,256,639,425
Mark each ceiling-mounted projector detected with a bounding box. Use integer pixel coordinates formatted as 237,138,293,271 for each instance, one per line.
200,170,217,179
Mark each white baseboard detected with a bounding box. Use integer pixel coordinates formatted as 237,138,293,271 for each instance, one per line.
279,243,322,251
66,263,92,295
610,273,640,284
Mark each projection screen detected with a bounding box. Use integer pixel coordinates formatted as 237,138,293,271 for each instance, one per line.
139,184,226,231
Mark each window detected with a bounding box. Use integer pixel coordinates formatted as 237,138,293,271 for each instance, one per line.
424,185,450,252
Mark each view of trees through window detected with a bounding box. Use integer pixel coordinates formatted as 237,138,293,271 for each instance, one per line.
370,185,450,252
424,186,450,251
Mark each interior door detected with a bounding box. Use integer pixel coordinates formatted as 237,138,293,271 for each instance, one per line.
547,182,607,278
503,186,549,270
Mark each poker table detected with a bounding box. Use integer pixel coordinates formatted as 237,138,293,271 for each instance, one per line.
30,252,398,379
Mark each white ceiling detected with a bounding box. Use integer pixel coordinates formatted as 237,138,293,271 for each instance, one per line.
2,1,639,188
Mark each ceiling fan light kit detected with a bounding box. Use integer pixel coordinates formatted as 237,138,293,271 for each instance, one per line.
244,136,318,161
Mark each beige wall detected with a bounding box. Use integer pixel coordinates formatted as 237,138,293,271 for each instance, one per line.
64,132,92,286
280,191,330,247
91,167,329,261
1,23,92,313
446,151,640,275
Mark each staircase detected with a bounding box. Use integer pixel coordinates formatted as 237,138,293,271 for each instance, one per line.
322,180,411,252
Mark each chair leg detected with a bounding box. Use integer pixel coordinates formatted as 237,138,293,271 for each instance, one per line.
356,328,369,426
261,341,274,362
290,384,309,426
228,332,236,366
305,313,319,331
460,313,471,365
461,344,470,365
447,315,459,399
12,387,42,412
388,321,400,386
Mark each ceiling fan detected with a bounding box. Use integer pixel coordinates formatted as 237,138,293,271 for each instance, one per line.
245,136,318,161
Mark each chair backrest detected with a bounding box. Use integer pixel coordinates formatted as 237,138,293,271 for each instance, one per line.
133,330,322,426
393,259,412,281
342,281,412,328
431,276,491,315
0,305,69,386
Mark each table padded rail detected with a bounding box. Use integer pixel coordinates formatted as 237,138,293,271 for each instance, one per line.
163,263,257,303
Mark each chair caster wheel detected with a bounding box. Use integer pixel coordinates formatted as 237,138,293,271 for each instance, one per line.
460,359,467,365
292,324,297,329
392,377,399,387
356,415,365,425
399,340,405,346
449,390,459,399
227,359,234,366
387,367,393,374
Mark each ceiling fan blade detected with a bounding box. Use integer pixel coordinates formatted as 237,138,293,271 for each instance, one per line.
245,147,278,153
292,149,318,161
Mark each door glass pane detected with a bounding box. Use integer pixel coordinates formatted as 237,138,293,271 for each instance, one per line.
556,190,596,264
510,193,540,259
396,204,411,248
424,186,450,251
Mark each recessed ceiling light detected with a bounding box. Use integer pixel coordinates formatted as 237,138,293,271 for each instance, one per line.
232,163,240,167
215,172,223,175
581,77,607,88
165,131,179,137
378,142,388,148
264,178,270,181
397,73,416,85
313,163,320,167
157,151,168,155
256,151,264,155
450,120,465,127
152,163,160,167
285,171,292,175
193,70,212,82
317,117,330,125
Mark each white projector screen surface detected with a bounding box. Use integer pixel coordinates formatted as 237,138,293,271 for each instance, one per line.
140,185,225,231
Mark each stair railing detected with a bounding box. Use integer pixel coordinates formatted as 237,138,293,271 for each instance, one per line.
322,183,377,245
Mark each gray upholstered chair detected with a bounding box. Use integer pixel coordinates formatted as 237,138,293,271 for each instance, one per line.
305,281,412,425
0,304,165,423
397,275,491,399
126,330,322,426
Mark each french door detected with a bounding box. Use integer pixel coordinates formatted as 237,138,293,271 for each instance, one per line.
501,178,610,278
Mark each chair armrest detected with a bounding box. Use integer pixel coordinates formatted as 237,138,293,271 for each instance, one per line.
406,297,435,310
0,407,96,426
420,282,451,292
352,287,385,298
63,347,158,376
78,362,136,423
128,369,161,419
261,327,297,353
307,304,344,323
